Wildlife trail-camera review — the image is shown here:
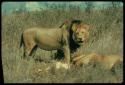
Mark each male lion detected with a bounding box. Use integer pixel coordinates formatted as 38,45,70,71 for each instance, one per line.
72,53,123,70
20,20,90,68
60,20,89,52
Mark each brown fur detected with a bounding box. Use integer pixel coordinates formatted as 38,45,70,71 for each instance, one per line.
72,53,123,70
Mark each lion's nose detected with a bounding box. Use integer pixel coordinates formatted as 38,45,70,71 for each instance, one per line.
78,38,83,41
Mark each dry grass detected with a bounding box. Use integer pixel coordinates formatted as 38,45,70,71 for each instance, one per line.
2,8,123,83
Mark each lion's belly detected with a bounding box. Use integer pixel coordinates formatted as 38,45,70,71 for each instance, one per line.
37,40,61,50
35,30,62,50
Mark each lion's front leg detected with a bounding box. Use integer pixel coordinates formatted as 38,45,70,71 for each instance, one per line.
61,29,70,69
63,45,70,65
55,45,70,70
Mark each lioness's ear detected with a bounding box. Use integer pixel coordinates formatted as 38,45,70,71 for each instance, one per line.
72,24,77,32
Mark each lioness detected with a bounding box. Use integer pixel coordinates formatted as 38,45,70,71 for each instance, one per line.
20,20,90,67
72,53,123,70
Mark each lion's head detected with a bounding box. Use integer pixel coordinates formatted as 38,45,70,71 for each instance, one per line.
60,20,90,46
71,21,89,45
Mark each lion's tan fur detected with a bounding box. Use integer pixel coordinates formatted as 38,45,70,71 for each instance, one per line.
21,27,70,64
23,28,67,50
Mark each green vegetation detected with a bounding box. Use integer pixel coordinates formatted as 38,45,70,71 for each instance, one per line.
2,6,123,83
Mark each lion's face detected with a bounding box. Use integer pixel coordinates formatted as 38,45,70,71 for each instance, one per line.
60,20,90,45
72,23,89,45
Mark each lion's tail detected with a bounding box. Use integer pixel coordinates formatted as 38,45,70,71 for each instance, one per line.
20,34,24,48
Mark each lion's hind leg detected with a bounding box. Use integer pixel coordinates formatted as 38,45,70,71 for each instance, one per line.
23,41,36,60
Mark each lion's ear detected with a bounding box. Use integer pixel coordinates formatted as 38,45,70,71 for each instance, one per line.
84,24,90,30
60,21,70,29
60,24,68,29
72,24,77,32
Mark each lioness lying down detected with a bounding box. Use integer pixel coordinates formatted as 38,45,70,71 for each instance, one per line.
72,53,123,70
20,20,90,68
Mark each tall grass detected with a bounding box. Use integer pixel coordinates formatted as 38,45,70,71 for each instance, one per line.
2,8,123,83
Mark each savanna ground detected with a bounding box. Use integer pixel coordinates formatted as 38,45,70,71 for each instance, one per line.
2,7,123,83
